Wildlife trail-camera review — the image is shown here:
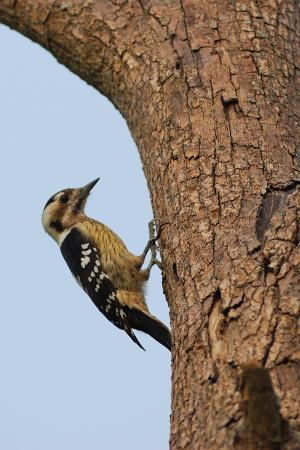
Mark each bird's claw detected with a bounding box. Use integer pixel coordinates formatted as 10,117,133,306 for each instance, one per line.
146,218,167,272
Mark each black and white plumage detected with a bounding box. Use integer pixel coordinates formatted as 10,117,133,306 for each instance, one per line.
61,227,145,349
42,178,171,351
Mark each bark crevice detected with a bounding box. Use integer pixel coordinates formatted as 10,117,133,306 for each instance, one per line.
256,183,300,242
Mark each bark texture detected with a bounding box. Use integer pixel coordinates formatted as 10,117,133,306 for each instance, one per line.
1,0,300,448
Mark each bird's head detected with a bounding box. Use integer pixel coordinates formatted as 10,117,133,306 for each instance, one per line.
42,178,99,244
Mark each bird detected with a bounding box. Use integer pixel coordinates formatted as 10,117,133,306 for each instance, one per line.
42,178,171,351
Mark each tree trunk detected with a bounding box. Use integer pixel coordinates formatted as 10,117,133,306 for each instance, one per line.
1,0,300,448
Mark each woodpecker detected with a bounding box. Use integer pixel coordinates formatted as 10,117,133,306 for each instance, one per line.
42,178,171,351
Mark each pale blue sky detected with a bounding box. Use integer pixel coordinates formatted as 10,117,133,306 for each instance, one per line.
0,25,171,450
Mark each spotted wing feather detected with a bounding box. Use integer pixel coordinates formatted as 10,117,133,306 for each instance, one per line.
60,227,145,350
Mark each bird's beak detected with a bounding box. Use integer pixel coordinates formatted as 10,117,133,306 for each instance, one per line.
79,178,100,200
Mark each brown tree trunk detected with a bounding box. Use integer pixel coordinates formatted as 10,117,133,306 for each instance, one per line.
1,0,300,448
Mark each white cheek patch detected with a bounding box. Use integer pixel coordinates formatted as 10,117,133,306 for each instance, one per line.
42,207,51,232
43,201,72,246
58,229,72,246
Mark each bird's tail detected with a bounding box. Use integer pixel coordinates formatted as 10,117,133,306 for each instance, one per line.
127,308,171,351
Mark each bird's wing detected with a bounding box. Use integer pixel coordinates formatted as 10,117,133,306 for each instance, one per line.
60,227,145,350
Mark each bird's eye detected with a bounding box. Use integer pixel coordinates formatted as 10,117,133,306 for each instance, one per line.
60,194,69,204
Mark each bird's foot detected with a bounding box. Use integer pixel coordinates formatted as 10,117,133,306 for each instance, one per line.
145,218,165,272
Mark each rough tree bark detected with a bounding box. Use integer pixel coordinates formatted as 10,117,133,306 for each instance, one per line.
1,0,300,449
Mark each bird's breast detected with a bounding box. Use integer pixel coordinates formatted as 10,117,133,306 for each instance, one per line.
77,220,146,291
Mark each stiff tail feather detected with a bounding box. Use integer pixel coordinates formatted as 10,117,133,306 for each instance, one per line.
127,307,171,351
127,329,145,351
